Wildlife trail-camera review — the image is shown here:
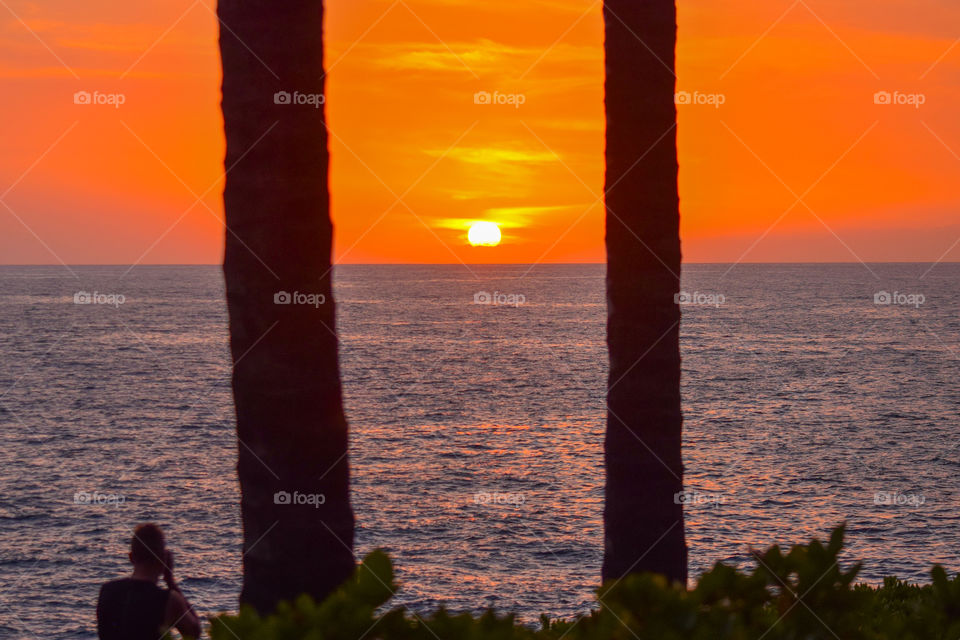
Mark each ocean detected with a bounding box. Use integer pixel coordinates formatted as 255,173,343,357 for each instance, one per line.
0,263,957,638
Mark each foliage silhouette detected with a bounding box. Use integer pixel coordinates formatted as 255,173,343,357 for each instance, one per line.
211,526,960,640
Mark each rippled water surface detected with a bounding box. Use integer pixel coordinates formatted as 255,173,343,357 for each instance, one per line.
0,264,958,638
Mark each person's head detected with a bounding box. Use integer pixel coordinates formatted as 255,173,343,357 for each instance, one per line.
128,523,167,576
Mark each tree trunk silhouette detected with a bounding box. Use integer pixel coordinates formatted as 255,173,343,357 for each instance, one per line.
219,0,355,613
602,0,687,585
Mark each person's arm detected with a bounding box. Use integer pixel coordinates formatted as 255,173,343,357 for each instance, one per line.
165,588,202,639
162,551,202,639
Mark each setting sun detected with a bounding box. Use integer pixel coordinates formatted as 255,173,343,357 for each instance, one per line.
467,221,502,247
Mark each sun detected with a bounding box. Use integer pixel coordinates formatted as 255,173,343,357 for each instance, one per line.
467,221,502,247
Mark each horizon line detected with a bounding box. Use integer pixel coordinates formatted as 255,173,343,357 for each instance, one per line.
0,261,958,267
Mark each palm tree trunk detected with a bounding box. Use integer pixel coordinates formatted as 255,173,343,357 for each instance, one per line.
218,0,355,613
602,0,687,585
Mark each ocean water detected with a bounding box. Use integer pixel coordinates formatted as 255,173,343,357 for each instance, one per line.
0,263,957,638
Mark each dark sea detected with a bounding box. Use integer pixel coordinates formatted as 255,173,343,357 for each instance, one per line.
0,263,958,638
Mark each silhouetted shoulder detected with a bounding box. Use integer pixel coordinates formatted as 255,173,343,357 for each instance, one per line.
97,579,169,640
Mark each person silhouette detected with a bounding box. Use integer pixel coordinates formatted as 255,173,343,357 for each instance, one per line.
96,523,202,639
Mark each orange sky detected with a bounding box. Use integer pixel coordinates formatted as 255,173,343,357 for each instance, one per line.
1,0,958,265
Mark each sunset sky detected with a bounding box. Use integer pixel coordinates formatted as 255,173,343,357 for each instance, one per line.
1,0,959,265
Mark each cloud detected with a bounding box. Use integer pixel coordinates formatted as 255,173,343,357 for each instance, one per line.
430,205,587,234
429,146,557,165
365,39,600,75
376,41,511,73
485,204,585,219
0,12,212,78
